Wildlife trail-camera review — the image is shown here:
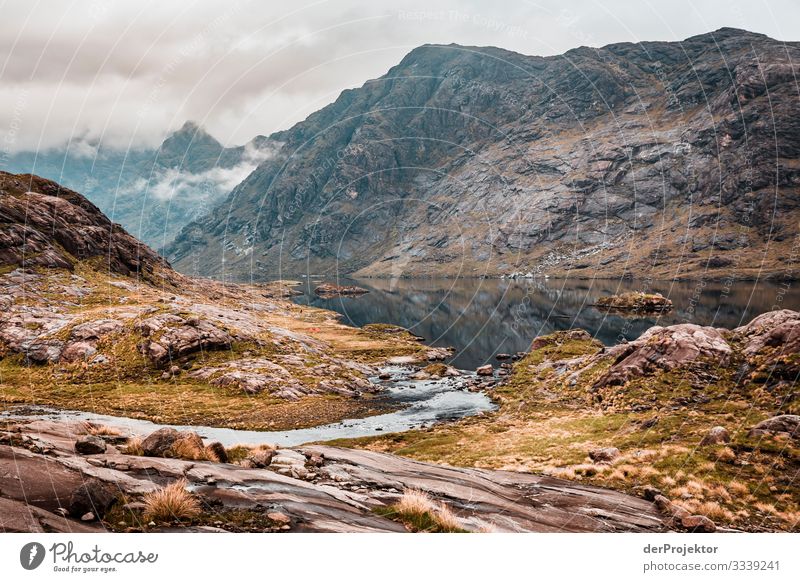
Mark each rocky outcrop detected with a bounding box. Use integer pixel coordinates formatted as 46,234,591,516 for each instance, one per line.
749,415,800,439
314,283,369,298
167,29,800,281
0,418,666,533
0,172,169,279
596,324,732,388
595,292,673,313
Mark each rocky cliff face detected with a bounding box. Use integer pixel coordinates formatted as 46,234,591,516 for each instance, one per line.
0,171,168,280
166,28,800,280
2,122,278,250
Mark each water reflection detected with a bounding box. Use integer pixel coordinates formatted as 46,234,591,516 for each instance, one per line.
295,277,800,369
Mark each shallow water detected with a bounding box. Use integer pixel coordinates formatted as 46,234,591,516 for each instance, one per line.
1,367,494,446
295,277,800,369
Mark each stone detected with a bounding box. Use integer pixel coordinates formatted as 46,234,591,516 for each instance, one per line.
642,486,662,502
74,435,107,455
496,353,511,360
476,364,493,376
244,448,275,468
61,341,98,362
588,447,620,463
700,426,731,446
267,511,291,525
68,478,117,519
314,283,369,298
748,415,800,439
81,512,96,522
141,427,180,457
596,324,732,388
681,515,716,533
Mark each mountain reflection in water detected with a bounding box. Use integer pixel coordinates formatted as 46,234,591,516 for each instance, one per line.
294,278,800,369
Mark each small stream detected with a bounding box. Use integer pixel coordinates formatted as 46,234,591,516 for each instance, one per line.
1,366,494,447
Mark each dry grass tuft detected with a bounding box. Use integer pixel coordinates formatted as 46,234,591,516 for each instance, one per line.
123,436,144,456
79,421,122,437
143,479,201,522
171,435,206,461
434,503,463,531
395,489,437,515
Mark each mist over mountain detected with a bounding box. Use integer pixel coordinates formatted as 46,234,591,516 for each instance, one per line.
2,122,279,250
165,28,800,281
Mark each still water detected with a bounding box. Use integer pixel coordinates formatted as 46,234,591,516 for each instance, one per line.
295,277,800,369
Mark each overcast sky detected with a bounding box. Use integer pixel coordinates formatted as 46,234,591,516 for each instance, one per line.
1,0,798,152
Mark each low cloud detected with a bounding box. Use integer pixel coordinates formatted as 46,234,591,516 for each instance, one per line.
0,0,797,152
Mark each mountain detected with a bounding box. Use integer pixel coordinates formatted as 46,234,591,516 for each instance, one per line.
166,28,800,280
2,122,279,250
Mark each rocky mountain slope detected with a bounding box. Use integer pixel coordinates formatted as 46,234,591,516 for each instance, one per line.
167,28,800,280
2,122,278,250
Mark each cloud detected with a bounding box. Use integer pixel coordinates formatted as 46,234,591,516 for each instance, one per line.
146,139,280,203
0,0,797,152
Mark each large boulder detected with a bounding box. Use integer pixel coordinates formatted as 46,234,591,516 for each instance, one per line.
596,324,732,387
734,310,800,356
748,415,800,439
141,427,180,456
68,478,117,519
74,435,107,455
136,314,235,366
700,426,731,446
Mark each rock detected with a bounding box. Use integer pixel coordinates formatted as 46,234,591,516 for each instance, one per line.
267,511,292,525
411,371,431,380
305,452,325,468
70,319,124,341
244,448,275,468
136,314,236,366
68,478,117,519
61,341,97,362
496,353,511,360
81,512,96,522
595,292,673,313
588,447,620,463
748,415,800,439
378,373,392,380
642,486,662,502
204,441,228,463
681,514,716,533
596,324,732,388
476,364,493,376
700,426,731,446
314,283,369,298
74,435,107,455
141,427,180,457
530,329,593,352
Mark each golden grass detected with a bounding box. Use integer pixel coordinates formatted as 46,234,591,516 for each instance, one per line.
123,436,144,456
79,421,122,437
143,479,201,522
433,503,463,531
395,489,437,515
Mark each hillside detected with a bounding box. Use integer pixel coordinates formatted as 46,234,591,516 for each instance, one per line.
2,122,278,250
166,28,800,280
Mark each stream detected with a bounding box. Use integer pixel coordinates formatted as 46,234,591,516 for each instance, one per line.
0,366,494,446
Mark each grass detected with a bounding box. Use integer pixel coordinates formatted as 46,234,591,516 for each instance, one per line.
79,421,122,437
142,479,201,522
378,489,469,533
123,436,144,455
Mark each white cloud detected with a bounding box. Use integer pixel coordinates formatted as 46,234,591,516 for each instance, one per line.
0,0,797,152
